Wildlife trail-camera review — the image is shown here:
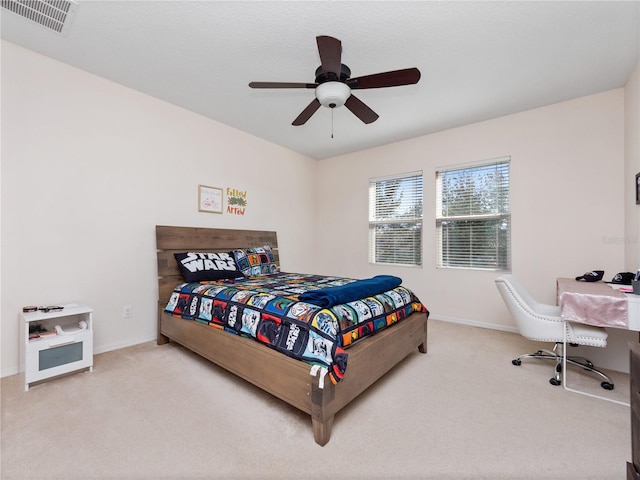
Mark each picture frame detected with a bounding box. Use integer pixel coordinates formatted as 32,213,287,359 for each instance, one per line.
637,173,640,205
198,185,223,214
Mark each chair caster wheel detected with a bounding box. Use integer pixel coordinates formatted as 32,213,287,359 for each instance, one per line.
512,359,521,366
601,382,614,391
550,378,562,386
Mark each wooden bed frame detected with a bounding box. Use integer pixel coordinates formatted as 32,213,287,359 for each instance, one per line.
156,225,428,446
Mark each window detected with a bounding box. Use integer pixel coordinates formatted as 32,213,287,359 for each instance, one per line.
369,171,423,266
436,158,510,270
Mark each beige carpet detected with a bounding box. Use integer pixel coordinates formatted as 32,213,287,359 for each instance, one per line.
1,320,632,480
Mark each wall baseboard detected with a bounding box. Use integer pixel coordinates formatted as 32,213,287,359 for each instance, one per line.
430,313,632,374
94,335,158,356
3,319,515,378
429,313,518,334
1,366,19,378
3,317,629,376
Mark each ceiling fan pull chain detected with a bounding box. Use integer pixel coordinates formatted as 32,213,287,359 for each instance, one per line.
331,108,334,139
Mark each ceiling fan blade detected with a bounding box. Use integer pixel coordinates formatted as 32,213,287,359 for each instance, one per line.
344,94,379,124
292,99,321,126
348,68,421,89
316,35,342,79
249,82,317,89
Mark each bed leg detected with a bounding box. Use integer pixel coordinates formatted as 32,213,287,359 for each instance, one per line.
418,318,428,353
157,303,170,345
312,415,334,447
311,378,336,446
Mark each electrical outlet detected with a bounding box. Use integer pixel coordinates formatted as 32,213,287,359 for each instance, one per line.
123,305,133,318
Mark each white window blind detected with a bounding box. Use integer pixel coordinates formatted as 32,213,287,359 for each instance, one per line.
436,158,511,270
369,171,423,266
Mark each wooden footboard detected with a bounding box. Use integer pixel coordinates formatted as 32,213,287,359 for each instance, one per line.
155,225,428,445
159,305,427,445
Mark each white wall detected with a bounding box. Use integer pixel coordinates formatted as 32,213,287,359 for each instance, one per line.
2,40,637,376
625,63,640,270
316,88,635,371
0,41,318,376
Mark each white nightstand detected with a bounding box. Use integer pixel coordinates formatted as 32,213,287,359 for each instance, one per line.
21,304,93,391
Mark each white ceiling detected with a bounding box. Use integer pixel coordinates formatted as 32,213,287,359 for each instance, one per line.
2,1,639,160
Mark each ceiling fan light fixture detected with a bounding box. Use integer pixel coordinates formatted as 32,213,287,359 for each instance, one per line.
315,81,351,108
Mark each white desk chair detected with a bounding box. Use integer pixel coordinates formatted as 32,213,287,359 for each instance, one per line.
495,275,614,390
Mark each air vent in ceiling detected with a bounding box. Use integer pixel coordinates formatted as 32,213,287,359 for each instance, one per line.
1,0,78,35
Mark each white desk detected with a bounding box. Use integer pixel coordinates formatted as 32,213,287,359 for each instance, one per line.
557,278,640,406
608,284,640,331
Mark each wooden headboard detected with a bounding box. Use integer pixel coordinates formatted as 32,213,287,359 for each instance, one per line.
156,226,279,304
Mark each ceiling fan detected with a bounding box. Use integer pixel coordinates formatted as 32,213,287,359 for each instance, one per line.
248,35,421,126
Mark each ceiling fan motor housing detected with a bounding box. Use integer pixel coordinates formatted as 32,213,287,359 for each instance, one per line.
315,81,351,108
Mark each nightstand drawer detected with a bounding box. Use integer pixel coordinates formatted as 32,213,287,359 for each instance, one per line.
25,335,92,384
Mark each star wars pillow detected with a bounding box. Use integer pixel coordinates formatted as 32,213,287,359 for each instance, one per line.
230,245,279,277
174,252,245,282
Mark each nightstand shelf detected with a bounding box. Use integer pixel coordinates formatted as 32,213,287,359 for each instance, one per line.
21,304,93,391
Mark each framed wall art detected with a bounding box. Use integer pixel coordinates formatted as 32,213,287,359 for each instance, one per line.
198,185,223,214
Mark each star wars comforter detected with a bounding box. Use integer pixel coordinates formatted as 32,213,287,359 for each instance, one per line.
164,272,427,384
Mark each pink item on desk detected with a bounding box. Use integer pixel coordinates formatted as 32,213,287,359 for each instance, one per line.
557,277,628,329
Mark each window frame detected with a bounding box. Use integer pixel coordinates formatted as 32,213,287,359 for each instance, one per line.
435,157,511,271
368,171,424,268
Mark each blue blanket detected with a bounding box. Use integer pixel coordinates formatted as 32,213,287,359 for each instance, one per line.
298,275,403,308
